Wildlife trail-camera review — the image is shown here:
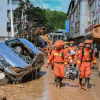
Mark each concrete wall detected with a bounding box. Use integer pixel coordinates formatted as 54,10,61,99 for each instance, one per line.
0,0,8,37
80,0,88,36
0,0,22,41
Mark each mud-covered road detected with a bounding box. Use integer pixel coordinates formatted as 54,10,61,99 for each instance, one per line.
0,56,100,100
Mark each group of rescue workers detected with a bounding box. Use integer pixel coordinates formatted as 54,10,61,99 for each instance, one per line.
46,39,96,90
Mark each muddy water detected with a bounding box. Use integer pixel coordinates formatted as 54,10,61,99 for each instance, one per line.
0,56,100,100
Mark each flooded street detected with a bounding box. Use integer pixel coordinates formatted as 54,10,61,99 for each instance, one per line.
0,55,100,100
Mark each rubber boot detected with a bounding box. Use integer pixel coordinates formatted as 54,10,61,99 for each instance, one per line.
79,77,82,88
56,77,60,89
51,66,54,69
84,78,90,91
55,76,57,82
60,78,63,87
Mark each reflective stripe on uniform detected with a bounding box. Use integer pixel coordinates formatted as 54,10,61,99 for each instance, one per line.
53,53,58,56
68,57,72,59
60,54,62,56
60,54,64,56
93,60,96,63
64,62,68,64
77,61,81,63
48,54,50,55
74,56,77,58
84,53,86,55
47,60,50,63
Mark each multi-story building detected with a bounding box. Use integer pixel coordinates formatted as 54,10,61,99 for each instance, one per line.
85,0,100,48
67,0,89,45
0,0,23,42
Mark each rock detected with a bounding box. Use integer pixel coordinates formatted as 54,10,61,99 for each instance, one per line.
15,85,24,88
1,87,5,90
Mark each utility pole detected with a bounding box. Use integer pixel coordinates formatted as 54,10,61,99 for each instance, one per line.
9,0,14,38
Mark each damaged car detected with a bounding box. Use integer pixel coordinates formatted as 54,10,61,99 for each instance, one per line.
0,38,44,83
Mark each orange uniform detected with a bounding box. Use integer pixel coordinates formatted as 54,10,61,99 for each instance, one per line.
77,48,96,79
48,48,54,67
74,49,82,62
46,42,53,53
46,46,49,52
47,49,67,78
62,48,72,61
67,46,78,65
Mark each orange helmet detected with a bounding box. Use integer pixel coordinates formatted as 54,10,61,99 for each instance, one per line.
70,41,74,44
79,43,83,47
85,40,92,44
59,40,65,46
55,41,61,48
50,42,53,45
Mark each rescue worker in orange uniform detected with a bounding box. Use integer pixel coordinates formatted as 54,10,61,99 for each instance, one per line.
67,41,78,67
47,42,54,69
74,43,84,62
46,42,53,54
77,40,96,90
59,40,72,62
46,41,68,89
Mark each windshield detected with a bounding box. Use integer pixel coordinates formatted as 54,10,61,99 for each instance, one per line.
5,39,36,64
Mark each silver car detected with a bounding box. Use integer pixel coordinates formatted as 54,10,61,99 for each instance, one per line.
0,38,44,83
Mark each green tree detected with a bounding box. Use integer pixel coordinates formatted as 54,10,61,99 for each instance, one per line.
13,0,46,39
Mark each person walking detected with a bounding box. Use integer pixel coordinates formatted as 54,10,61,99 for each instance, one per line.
77,40,96,90
46,41,68,89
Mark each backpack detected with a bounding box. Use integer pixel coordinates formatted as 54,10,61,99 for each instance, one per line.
82,48,93,61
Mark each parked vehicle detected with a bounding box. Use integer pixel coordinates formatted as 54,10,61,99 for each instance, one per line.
0,38,44,83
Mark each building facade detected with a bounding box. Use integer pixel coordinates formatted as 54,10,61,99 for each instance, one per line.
0,0,23,42
67,0,89,46
85,0,100,49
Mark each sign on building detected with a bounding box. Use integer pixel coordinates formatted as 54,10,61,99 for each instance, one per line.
65,20,69,34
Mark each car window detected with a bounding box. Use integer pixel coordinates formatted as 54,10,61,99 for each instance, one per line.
5,39,36,64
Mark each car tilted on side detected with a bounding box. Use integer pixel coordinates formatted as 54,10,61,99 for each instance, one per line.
0,38,44,83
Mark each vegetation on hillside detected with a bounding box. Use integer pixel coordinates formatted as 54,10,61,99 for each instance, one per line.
43,9,66,32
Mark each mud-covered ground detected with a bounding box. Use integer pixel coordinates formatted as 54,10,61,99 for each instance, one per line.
0,56,100,100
